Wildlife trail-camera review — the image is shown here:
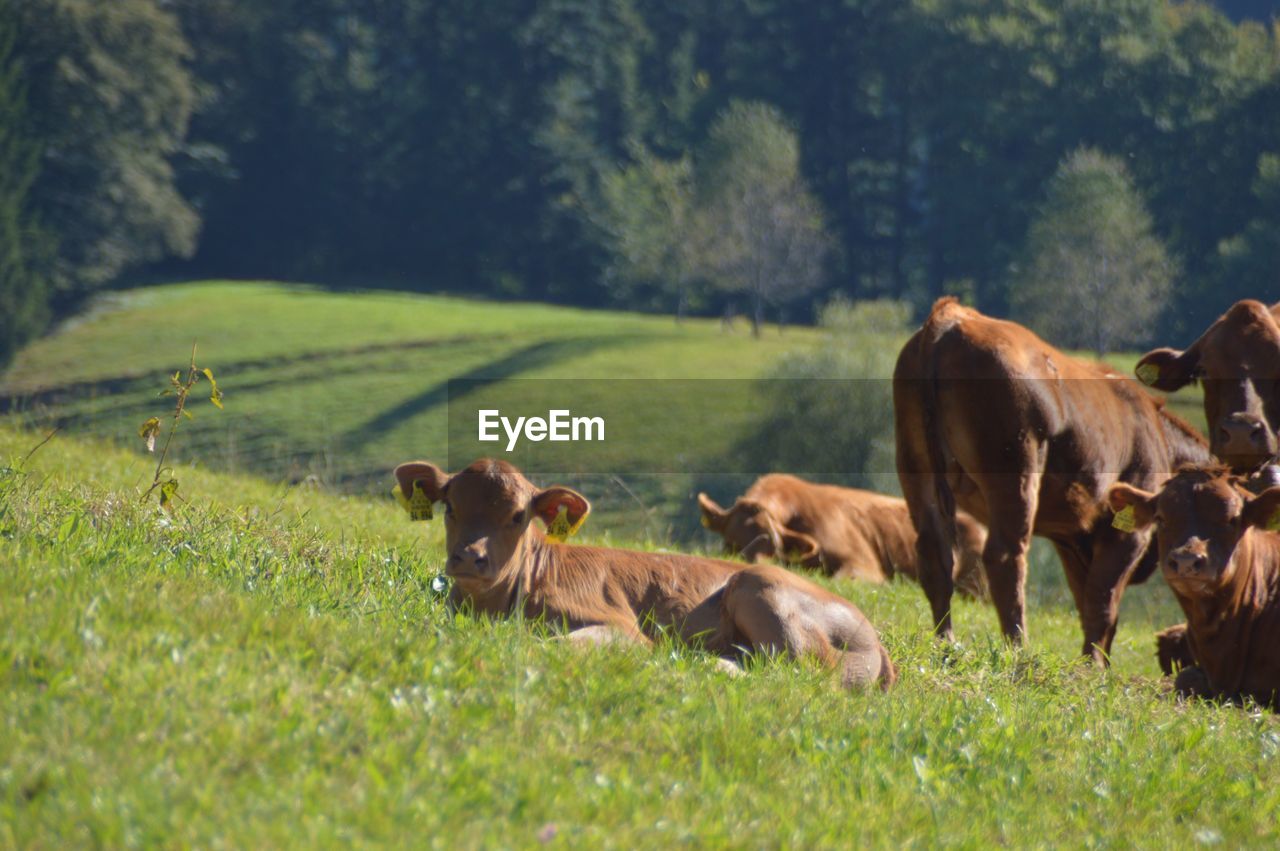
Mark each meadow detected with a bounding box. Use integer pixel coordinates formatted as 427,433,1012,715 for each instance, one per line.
2,283,1275,847
0,282,840,539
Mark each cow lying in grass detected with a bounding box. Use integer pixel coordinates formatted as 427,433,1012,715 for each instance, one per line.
698,474,987,598
1109,466,1280,708
395,458,897,690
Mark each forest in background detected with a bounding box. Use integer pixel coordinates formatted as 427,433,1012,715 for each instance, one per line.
3,0,1280,365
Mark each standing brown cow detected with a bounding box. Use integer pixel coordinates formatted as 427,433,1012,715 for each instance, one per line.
697,474,988,598
1109,467,1280,708
1136,299,1280,472
894,298,1212,662
395,458,896,690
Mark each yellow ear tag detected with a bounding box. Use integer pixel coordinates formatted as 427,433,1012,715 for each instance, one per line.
392,481,434,522
546,504,587,542
1135,363,1160,387
700,513,712,529
1112,504,1136,533
1266,508,1280,533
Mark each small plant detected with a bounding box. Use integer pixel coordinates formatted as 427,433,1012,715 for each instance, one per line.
138,342,224,510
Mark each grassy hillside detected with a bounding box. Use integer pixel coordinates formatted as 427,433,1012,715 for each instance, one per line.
1,282,846,539
4,425,1277,847
0,281,825,476
0,281,1206,545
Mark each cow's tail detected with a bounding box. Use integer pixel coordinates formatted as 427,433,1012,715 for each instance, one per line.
876,644,898,692
919,303,961,554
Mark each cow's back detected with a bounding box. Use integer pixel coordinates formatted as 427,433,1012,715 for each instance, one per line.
743,472,987,593
916,301,1178,533
528,543,742,641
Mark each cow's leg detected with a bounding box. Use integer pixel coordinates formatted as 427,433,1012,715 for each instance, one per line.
717,568,890,690
1154,623,1194,676
828,538,888,583
556,624,649,647
901,474,958,640
1173,665,1213,702
1080,531,1148,664
1052,539,1090,633
978,471,1040,644
953,518,990,600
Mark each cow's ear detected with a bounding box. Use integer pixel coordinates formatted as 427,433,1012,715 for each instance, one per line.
532,486,591,539
394,461,450,503
1242,486,1280,532
777,526,822,568
1135,347,1198,392
697,493,728,531
1107,483,1158,532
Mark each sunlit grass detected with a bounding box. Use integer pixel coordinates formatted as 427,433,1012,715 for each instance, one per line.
2,426,1277,847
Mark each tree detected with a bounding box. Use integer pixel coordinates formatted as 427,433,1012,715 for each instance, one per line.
694,101,833,337
13,0,198,309
1215,153,1280,305
0,10,49,367
596,145,702,318
1010,148,1175,357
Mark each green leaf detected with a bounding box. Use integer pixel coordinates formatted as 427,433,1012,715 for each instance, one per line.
181,408,194,420
138,417,162,452
159,479,179,511
202,368,224,409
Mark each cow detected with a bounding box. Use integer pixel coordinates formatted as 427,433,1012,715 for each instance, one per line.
394,458,897,690
894,297,1213,663
1136,300,1280,472
1108,466,1280,708
697,474,988,598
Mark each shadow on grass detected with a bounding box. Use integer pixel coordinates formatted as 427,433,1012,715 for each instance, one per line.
338,335,630,448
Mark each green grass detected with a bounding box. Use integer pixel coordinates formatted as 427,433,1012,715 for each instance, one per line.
1,281,837,538
3,424,1278,848
2,282,1254,846
0,281,1204,542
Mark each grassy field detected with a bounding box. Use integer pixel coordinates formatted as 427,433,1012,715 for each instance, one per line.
3,424,1278,847
0,282,826,480
0,281,1206,542
5,282,1267,847
1,282,848,540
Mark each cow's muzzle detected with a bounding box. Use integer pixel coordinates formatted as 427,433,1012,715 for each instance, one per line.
1165,541,1210,580
447,540,490,577
1215,412,1277,471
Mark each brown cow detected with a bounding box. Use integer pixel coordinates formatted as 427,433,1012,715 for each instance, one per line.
894,297,1213,663
395,458,896,690
1109,466,1280,707
1136,300,1280,471
697,474,988,598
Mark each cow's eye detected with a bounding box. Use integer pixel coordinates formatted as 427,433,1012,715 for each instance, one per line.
511,510,524,525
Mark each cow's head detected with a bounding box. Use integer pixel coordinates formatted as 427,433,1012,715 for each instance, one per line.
1136,300,1280,471
394,459,589,587
697,493,821,567
1108,467,1280,596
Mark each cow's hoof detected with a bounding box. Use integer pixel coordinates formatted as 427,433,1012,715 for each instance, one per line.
712,657,744,677
1173,666,1213,701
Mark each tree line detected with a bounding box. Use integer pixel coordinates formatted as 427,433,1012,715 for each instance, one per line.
2,0,1279,363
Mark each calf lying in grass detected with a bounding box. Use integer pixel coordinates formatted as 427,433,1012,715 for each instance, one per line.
395,458,896,690
1109,466,1280,708
698,473,987,598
